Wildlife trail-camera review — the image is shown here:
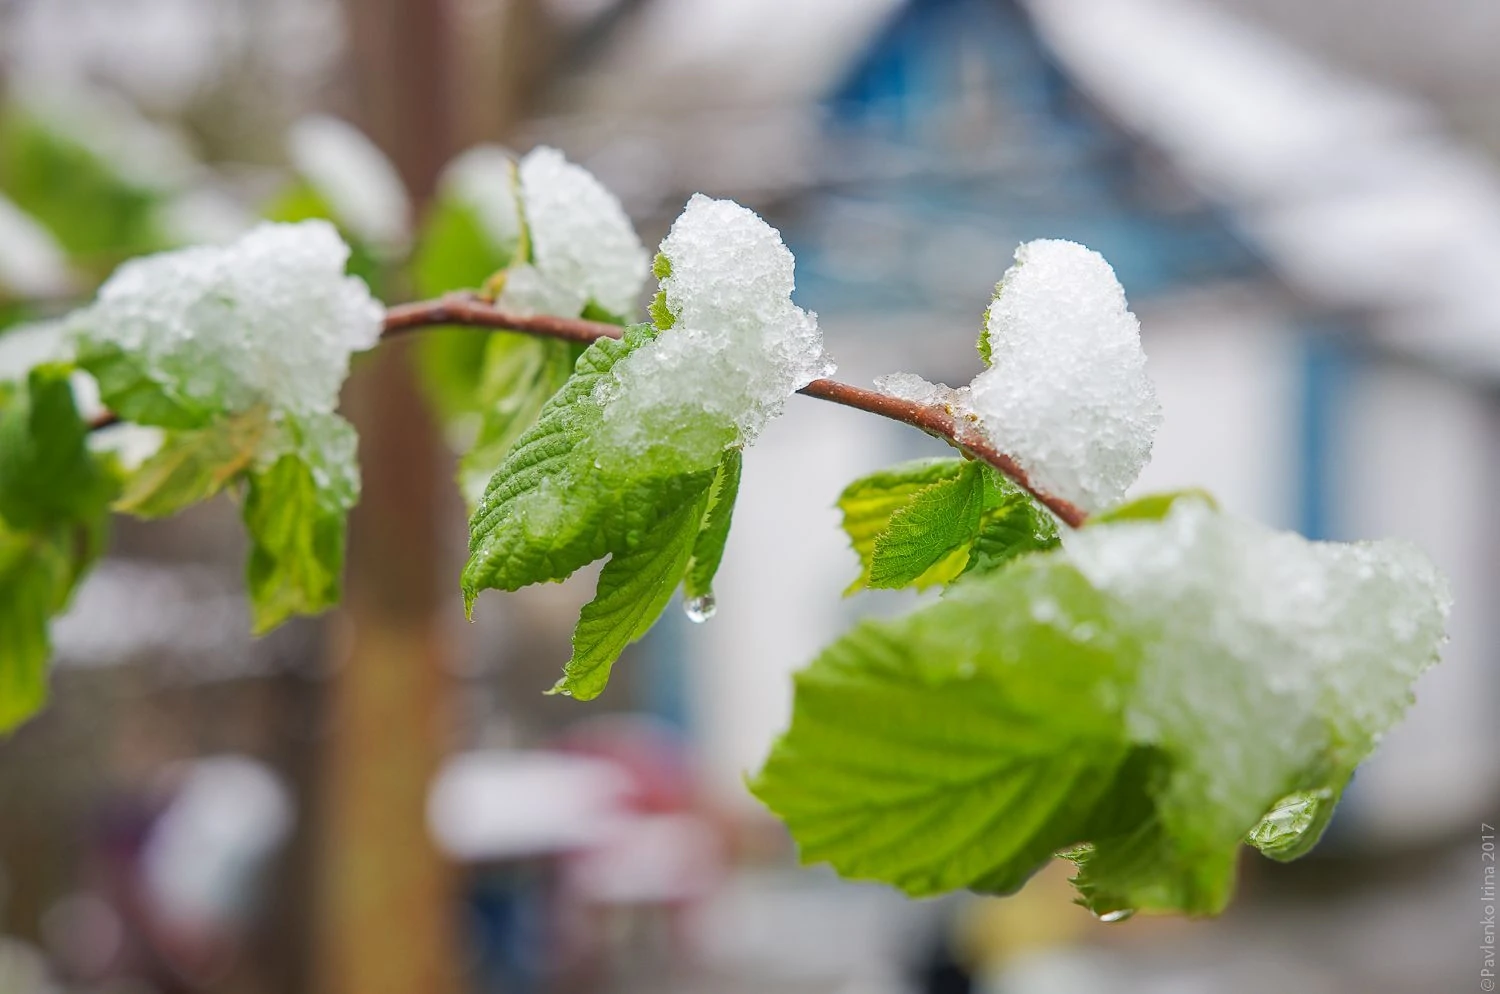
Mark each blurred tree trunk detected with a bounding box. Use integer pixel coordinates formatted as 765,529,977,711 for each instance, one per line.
314,2,563,991
314,2,460,994
452,0,564,148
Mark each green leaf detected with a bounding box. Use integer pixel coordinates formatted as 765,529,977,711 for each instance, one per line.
838,458,970,593
412,193,516,299
1063,750,1236,918
838,459,1059,593
412,168,526,420
0,530,65,731
411,172,617,498
462,325,713,607
115,407,270,518
961,470,1060,578
241,415,360,634
648,254,674,329
684,448,742,599
751,558,1134,897
0,110,167,266
0,365,118,528
868,461,985,589
457,335,579,508
648,290,674,331
580,301,629,326
75,341,221,430
1091,489,1219,525
0,515,106,733
463,324,736,697
755,505,1449,916
556,489,708,700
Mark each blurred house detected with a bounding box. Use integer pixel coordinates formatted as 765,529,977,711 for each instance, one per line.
522,0,1500,852
2,0,1498,991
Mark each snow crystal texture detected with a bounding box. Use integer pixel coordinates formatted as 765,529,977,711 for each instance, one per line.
68,220,383,421
969,239,1161,513
1065,498,1450,846
597,194,834,473
874,372,968,411
507,146,647,320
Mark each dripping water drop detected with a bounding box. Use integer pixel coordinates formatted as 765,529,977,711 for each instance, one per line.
1096,909,1135,923
684,592,717,623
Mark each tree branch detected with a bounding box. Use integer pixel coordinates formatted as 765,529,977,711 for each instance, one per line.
382,295,623,345
90,292,1088,527
382,294,1087,526
796,378,1087,528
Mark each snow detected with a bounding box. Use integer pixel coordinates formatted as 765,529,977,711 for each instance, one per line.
873,372,966,411
287,115,411,256
595,194,834,473
482,145,648,319
67,220,383,424
443,144,523,254
88,422,166,470
0,194,73,298
968,239,1160,513
495,263,588,319
511,146,648,319
1065,498,1450,845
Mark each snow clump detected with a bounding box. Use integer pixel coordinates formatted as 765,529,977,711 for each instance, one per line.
968,239,1160,512
67,220,383,422
595,194,835,473
496,146,648,321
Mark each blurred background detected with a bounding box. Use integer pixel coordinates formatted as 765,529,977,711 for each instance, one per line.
1,0,1498,991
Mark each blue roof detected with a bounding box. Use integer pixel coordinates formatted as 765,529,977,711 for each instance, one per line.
781,0,1263,317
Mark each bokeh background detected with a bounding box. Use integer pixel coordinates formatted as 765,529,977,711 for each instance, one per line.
2,0,1498,991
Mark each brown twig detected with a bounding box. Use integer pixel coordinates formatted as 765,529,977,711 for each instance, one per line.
87,292,1088,527
796,379,1087,527
382,295,625,345
380,294,1087,526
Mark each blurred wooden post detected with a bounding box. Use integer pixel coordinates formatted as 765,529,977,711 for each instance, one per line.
315,1,461,993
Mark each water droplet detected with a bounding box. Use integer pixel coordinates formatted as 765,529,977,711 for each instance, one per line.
1096,909,1135,923
684,592,716,623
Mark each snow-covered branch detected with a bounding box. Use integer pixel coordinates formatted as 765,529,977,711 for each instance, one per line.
383,292,1090,526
